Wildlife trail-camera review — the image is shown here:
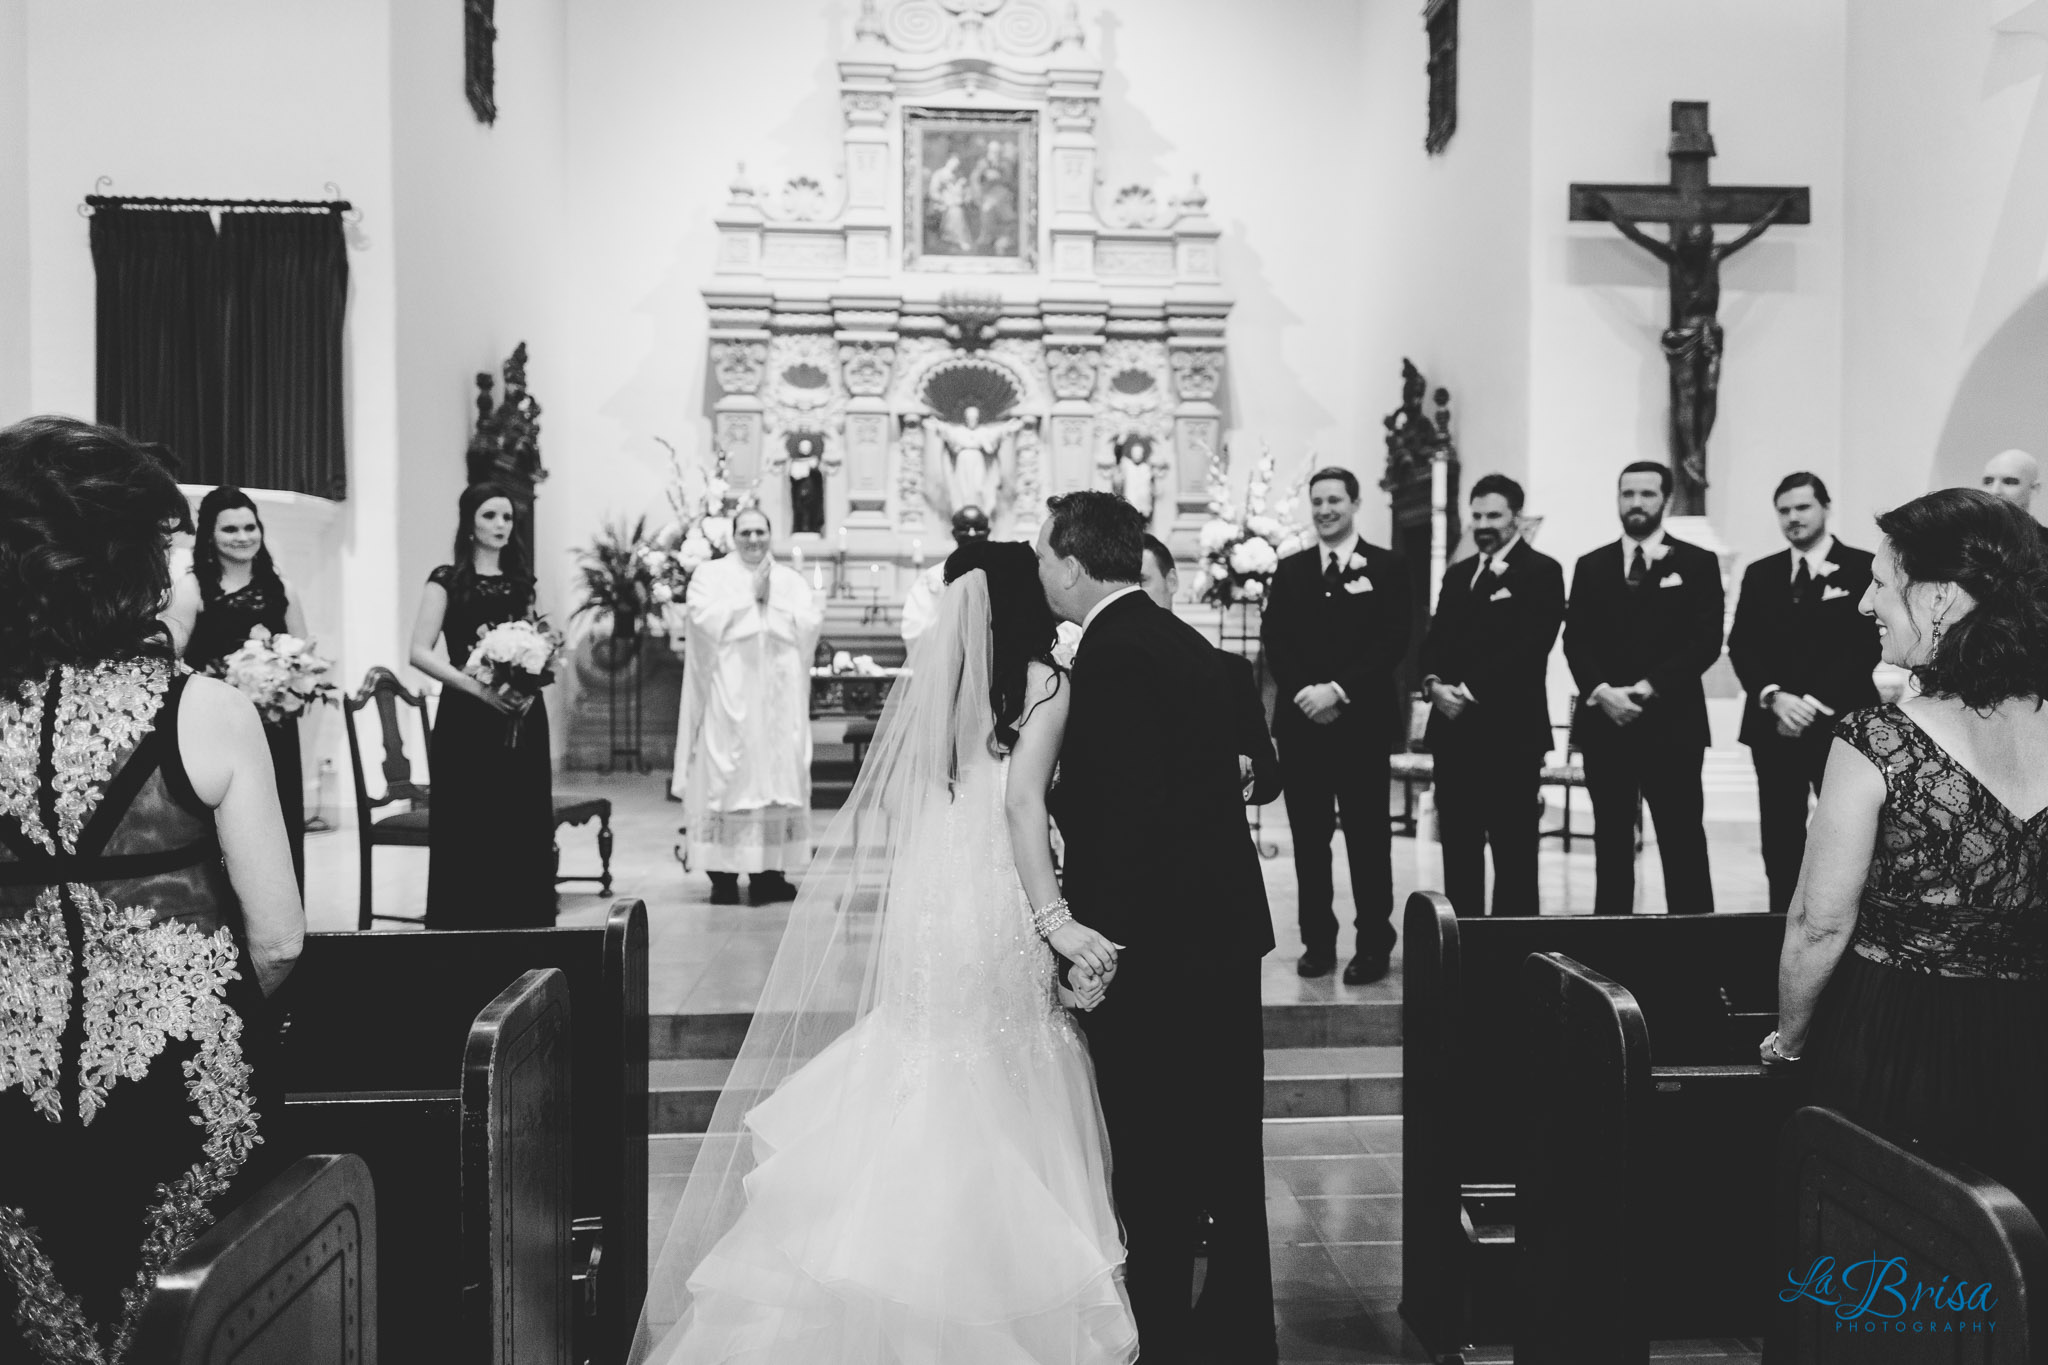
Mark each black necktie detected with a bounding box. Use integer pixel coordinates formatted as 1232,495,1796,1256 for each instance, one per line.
1627,544,1647,590
1790,558,1812,607
1325,550,1343,593
1472,558,1499,599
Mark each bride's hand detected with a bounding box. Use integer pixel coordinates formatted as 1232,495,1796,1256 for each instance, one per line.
1048,921,1118,978
1064,965,1108,1011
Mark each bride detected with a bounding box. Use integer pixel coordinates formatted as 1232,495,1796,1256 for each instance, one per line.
632,540,1139,1365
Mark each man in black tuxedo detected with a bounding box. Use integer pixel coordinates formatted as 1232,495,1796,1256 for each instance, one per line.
1419,474,1566,917
1562,461,1725,915
1726,473,1879,914
1039,493,1276,1364
1260,467,1411,983
1142,534,1282,806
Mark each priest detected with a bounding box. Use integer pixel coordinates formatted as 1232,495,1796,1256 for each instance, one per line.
671,506,825,905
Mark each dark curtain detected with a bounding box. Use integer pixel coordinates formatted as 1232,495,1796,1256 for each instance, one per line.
90,207,220,472
218,213,349,499
90,206,348,499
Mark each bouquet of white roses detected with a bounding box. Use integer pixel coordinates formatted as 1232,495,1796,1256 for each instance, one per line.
216,630,338,725
464,617,564,747
1196,442,1310,606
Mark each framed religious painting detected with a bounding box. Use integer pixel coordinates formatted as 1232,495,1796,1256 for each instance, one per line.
904,108,1038,273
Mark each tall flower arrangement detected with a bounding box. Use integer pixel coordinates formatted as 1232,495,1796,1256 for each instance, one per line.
572,515,659,644
1195,442,1310,606
641,437,736,609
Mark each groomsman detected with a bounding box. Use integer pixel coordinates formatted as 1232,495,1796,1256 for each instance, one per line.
1261,466,1411,983
1726,473,1879,914
1142,535,1282,806
1419,474,1566,917
1562,461,1725,915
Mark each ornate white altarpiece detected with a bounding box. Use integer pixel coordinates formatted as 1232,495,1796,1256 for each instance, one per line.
701,0,1233,562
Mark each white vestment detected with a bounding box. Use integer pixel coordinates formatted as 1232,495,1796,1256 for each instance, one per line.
671,555,825,872
899,561,948,644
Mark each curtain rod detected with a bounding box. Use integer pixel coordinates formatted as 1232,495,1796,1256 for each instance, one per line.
84,195,350,213
79,179,357,218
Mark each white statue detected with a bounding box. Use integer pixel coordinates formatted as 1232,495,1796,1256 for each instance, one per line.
926,404,1021,521
1112,434,1158,520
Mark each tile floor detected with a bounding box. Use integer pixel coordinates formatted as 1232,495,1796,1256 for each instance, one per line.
303,771,1771,1362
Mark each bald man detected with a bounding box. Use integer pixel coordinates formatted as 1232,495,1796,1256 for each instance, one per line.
1982,449,2042,519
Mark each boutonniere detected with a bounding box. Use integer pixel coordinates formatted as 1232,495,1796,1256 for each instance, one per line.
1640,541,1671,565
1344,578,1373,595
1347,552,1369,573
1811,560,1838,579
1051,620,1082,669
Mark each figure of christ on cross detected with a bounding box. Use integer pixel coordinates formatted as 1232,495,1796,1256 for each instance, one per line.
1571,101,1810,516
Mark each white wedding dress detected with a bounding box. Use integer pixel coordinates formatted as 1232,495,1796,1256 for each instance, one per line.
634,571,1136,1365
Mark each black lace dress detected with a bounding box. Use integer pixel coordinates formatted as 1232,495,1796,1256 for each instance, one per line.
1807,706,2048,1216
184,576,304,890
0,658,278,1364
424,566,555,928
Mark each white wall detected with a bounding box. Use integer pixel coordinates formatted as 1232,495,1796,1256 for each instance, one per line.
0,0,29,426
389,0,569,666
1527,0,1847,569
1354,0,1533,535
1844,0,2048,526
18,0,402,710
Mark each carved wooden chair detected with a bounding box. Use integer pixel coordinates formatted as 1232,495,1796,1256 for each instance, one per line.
1387,692,1436,837
343,667,435,929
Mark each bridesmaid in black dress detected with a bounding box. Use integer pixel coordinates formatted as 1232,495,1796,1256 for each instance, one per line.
409,483,556,928
164,487,310,890
1771,489,2048,1218
0,417,304,1361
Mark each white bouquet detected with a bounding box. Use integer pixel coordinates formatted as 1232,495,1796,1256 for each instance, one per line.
216,630,338,725
463,617,563,747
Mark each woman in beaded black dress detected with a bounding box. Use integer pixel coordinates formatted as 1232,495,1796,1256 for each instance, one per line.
1771,488,2048,1217
408,483,556,928
0,416,304,1363
161,488,311,891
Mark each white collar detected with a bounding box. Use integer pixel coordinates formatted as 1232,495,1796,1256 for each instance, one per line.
1476,534,1520,572
1623,526,1667,554
1079,585,1144,637
1318,533,1361,569
1790,535,1835,579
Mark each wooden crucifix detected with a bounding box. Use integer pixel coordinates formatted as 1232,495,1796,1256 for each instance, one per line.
1570,101,1809,515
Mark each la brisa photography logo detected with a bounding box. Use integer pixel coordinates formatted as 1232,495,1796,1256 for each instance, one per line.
1781,1253,2000,1336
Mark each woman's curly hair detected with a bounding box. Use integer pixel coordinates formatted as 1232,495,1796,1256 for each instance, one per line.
944,539,1061,754
0,416,188,691
1877,487,2048,710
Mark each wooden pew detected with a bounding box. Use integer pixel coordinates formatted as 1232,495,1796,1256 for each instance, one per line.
273,967,572,1365
1773,1105,2047,1363
131,1154,376,1365
1514,950,1803,1363
278,900,649,1365
1398,892,1786,1362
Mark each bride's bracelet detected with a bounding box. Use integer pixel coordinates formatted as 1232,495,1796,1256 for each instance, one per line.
1032,896,1073,939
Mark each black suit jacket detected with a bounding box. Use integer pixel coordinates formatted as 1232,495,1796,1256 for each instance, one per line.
1260,539,1412,744
1726,541,1880,748
1220,649,1283,805
1563,535,1725,750
1419,538,1566,756
1049,592,1274,962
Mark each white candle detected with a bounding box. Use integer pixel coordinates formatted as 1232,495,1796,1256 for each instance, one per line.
791,544,805,572
837,525,849,555
812,563,824,590
911,538,925,567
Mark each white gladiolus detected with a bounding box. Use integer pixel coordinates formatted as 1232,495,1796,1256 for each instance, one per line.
701,516,734,553
1246,514,1282,542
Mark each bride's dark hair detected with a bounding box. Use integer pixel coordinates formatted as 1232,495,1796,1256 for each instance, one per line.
944,539,1061,753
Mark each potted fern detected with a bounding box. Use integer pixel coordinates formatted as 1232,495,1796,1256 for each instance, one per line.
572,516,658,670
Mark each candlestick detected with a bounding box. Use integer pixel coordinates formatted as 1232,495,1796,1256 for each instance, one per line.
911,537,924,568
837,525,849,555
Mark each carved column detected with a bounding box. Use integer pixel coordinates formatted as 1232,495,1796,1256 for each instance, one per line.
1046,64,1102,284
1168,302,1229,533
838,67,894,277
1041,297,1106,496
834,294,901,530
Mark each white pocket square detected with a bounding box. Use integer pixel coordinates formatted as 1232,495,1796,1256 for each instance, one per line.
1659,576,1683,589
1344,578,1372,595
1489,587,1512,602
1821,584,1850,601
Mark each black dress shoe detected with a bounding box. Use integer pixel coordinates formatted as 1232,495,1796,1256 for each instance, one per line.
1297,949,1337,978
708,873,741,905
1342,954,1390,986
749,872,799,906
